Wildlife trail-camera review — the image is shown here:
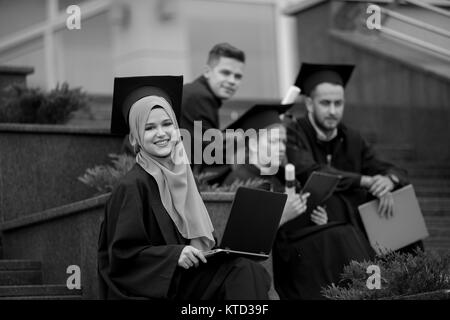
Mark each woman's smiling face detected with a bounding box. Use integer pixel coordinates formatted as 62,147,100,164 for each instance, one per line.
143,107,177,158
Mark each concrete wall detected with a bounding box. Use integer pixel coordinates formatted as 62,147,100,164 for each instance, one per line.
0,191,279,300
0,124,123,222
0,193,235,299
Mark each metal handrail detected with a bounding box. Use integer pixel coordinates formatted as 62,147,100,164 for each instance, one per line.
380,25,450,59
403,0,450,18
379,6,450,38
0,0,111,53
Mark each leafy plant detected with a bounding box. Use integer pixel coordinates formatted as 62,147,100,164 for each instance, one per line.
197,176,269,192
321,249,450,300
78,153,136,194
78,153,270,194
0,82,90,124
0,85,44,123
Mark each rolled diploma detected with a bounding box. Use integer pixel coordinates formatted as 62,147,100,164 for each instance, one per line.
281,85,301,104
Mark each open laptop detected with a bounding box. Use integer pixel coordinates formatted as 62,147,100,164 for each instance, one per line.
203,187,287,260
358,184,429,255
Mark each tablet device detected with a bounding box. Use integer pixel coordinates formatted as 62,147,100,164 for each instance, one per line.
302,171,341,216
283,171,341,230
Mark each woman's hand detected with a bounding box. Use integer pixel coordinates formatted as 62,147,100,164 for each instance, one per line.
279,192,310,226
178,245,207,269
311,206,328,225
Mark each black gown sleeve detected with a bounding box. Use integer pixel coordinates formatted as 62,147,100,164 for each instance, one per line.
182,93,218,131
359,137,409,188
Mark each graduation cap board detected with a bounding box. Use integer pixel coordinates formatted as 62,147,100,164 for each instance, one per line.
223,103,294,132
294,63,355,96
110,75,183,135
203,187,287,260
358,184,429,255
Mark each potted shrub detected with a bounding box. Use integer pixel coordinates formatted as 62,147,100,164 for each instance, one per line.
322,249,450,300
0,82,90,124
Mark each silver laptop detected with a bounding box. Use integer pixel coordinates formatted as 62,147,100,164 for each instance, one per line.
358,184,429,255
203,187,287,260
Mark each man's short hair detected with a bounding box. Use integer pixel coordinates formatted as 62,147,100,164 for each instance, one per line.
207,43,245,66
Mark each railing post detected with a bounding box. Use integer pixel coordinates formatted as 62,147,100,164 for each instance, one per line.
44,0,58,90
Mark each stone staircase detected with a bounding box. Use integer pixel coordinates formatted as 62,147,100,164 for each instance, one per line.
402,163,450,255
0,260,82,300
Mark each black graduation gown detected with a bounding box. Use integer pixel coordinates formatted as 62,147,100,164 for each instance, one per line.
223,164,374,300
98,164,270,300
284,115,423,254
179,76,231,184
284,115,409,232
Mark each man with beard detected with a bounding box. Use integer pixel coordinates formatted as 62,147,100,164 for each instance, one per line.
283,63,423,256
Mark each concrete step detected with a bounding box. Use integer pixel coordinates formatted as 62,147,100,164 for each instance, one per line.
423,216,450,253
0,270,43,286
424,240,450,253
427,228,450,238
0,295,83,300
0,260,43,285
423,245,450,256
416,186,450,197
406,167,450,179
0,284,82,299
419,198,450,211
425,216,450,234
0,260,41,271
419,196,450,217
424,215,450,224
411,179,450,188
422,208,449,217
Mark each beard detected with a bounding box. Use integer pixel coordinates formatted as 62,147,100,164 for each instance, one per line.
312,113,340,134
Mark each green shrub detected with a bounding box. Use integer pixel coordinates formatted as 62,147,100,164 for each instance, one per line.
0,85,44,123
322,249,450,300
0,83,90,124
78,153,269,194
78,153,136,194
197,176,269,192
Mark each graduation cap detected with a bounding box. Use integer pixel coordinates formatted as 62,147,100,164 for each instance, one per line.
110,75,183,135
224,103,293,132
294,63,355,96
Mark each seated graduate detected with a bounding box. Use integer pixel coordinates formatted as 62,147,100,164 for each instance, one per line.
222,104,313,226
222,104,374,300
98,76,271,300
284,63,422,255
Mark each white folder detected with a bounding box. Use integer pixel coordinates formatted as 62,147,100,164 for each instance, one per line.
358,184,429,255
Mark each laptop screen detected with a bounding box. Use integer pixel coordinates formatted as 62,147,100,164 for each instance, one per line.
219,187,287,255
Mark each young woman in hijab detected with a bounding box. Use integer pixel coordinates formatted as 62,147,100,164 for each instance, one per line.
98,76,271,300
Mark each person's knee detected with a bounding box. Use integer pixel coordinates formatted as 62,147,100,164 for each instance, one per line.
233,257,264,271
232,258,270,283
